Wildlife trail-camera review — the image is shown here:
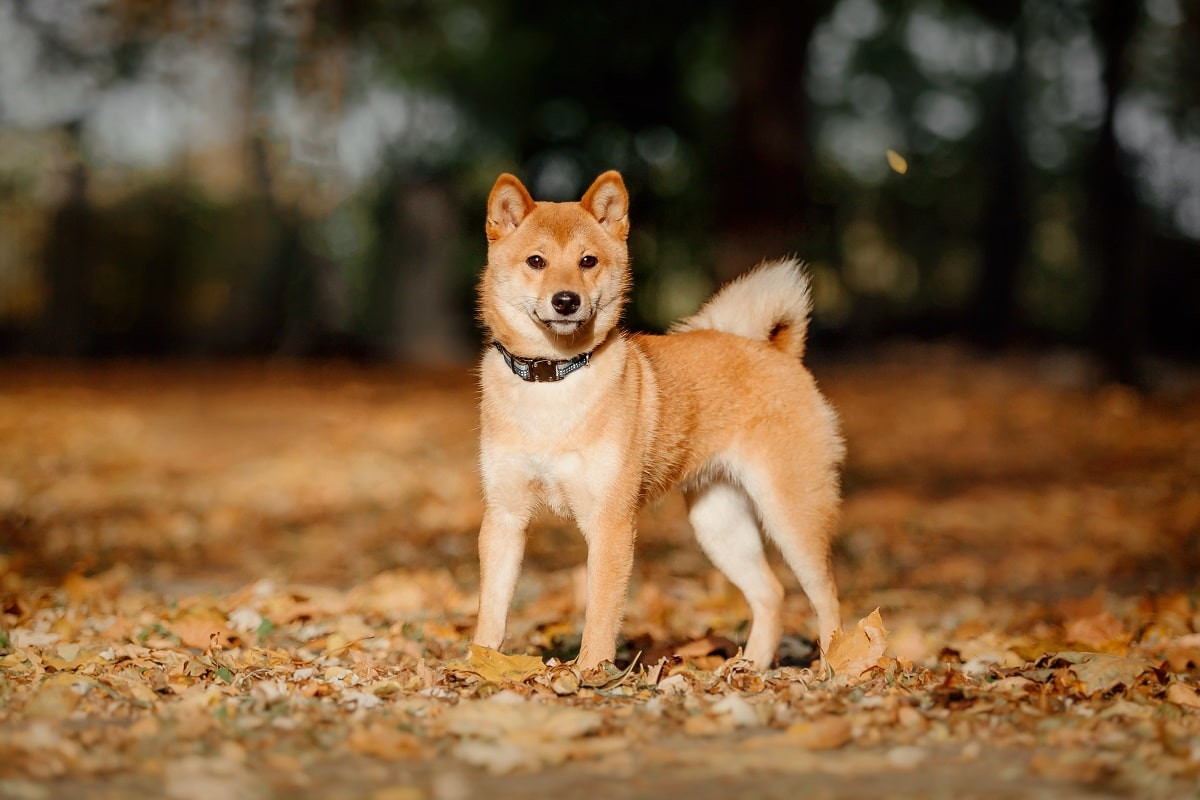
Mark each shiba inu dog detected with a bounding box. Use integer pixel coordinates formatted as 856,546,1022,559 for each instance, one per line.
473,170,844,670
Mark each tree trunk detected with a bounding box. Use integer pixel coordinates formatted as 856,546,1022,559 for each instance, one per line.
1088,0,1143,385
366,175,471,364
970,15,1028,349
714,2,833,280
40,158,92,357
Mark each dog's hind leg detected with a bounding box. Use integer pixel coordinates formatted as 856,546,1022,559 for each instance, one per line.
742,462,842,655
685,481,784,670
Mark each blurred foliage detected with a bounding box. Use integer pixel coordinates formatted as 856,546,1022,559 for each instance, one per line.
0,0,1197,371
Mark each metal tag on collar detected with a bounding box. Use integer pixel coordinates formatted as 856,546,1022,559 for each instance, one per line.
527,358,560,382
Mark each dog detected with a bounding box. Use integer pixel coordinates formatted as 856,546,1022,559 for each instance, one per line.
472,170,844,670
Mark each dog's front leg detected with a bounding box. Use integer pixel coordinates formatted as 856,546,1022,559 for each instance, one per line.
473,503,532,651
576,514,637,669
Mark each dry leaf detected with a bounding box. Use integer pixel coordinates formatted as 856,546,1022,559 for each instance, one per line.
1165,682,1200,709
448,646,546,685
825,608,889,680
546,663,581,696
170,616,228,650
886,149,908,174
1055,652,1153,696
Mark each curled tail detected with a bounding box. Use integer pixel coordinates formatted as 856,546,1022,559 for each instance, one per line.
670,257,813,360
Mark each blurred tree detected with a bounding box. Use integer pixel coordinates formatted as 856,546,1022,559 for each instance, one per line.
40,155,92,356
714,1,835,280
965,1,1029,350
1087,0,1143,385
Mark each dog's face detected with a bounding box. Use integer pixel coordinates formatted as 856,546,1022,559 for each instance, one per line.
480,171,630,355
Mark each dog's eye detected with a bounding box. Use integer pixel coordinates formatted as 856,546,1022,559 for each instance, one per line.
525,255,546,270
579,255,598,269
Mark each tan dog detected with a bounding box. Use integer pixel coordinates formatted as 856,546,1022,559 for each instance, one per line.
473,170,844,669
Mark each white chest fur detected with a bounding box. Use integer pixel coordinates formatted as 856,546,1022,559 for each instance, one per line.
479,348,628,522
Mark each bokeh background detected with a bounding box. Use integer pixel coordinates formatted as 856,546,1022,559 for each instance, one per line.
0,0,1198,382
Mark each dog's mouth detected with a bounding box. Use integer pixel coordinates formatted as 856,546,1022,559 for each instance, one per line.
543,318,584,335
534,312,593,336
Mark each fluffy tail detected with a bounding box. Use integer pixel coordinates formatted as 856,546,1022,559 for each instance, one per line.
670,257,813,360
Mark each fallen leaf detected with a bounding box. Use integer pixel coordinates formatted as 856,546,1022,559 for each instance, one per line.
1052,651,1154,696
170,616,227,650
825,609,889,681
546,663,581,695
1166,682,1200,709
447,646,546,685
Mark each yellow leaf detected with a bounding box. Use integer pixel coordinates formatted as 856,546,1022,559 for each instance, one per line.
886,149,908,174
825,608,889,681
450,646,546,685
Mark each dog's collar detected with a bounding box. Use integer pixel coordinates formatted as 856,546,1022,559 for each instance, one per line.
492,340,592,382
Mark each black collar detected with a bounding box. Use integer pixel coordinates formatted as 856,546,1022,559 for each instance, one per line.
492,340,592,382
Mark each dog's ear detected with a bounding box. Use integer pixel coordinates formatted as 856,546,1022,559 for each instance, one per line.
581,171,630,241
486,174,536,242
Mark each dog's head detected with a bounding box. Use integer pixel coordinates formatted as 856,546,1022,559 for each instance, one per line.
479,171,630,357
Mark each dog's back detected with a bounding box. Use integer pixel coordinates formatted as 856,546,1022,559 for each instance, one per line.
628,259,844,496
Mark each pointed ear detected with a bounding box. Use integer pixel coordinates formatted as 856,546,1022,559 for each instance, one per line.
486,174,536,242
581,170,630,241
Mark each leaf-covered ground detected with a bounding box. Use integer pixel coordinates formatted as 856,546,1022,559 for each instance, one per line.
1,348,1199,799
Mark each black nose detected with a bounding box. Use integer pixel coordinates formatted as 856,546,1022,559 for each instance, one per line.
551,291,581,316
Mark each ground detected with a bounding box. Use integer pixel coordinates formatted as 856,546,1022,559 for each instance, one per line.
1,346,1198,799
